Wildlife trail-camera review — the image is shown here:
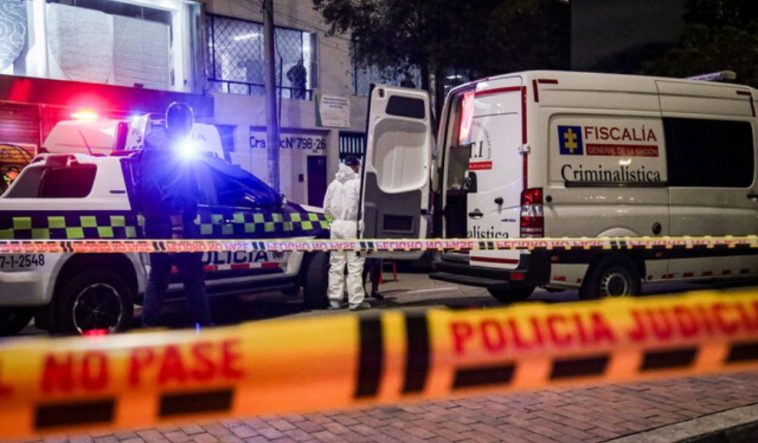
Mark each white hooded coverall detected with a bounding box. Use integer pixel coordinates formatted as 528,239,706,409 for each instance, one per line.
323,163,366,305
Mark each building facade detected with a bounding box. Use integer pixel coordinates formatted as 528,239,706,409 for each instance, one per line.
0,0,382,206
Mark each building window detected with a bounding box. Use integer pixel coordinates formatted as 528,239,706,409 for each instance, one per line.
207,14,315,100
664,118,754,188
0,0,197,92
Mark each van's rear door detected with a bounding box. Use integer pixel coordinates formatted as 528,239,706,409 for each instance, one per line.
360,86,433,259
465,77,525,269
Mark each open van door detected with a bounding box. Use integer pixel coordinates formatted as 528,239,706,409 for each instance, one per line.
360,85,433,259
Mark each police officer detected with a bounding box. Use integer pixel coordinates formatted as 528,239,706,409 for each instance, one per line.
139,102,211,328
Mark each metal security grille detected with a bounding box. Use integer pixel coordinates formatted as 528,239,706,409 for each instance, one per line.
207,14,314,100
339,132,365,158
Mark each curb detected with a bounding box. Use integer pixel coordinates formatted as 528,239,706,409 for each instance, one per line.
606,403,758,443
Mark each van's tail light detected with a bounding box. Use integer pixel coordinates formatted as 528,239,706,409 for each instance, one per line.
520,187,544,237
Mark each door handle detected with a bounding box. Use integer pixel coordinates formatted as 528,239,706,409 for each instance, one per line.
652,222,662,235
748,193,758,201
494,197,504,205
468,209,484,219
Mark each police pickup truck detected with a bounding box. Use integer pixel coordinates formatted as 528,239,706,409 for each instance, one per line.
0,152,331,335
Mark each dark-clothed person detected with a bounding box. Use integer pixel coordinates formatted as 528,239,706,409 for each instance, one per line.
139,102,211,328
287,59,307,99
363,258,384,300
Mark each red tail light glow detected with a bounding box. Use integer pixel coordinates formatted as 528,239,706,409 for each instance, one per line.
520,187,544,237
457,91,475,145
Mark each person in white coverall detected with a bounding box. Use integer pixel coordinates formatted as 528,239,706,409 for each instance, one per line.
324,155,369,310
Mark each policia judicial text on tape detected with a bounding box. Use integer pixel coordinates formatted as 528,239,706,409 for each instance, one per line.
0,289,756,438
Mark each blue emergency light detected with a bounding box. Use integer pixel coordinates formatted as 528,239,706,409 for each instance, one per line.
177,138,198,159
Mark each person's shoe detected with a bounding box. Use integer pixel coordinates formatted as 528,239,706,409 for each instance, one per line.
349,301,371,311
370,291,384,300
329,300,343,310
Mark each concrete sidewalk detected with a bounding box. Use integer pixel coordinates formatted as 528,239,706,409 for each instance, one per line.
26,372,758,443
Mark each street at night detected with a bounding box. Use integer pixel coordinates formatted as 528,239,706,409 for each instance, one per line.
1,0,757,442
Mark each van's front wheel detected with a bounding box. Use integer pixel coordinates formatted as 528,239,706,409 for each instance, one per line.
488,285,534,303
581,255,641,300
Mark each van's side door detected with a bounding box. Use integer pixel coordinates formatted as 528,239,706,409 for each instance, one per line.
360,86,434,259
658,81,758,278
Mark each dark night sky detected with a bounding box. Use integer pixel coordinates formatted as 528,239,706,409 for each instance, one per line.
572,0,687,70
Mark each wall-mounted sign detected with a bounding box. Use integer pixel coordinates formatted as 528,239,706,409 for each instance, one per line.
249,129,327,151
315,94,350,128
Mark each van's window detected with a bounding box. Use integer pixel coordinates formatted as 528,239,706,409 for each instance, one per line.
4,165,97,198
386,96,425,119
664,118,754,187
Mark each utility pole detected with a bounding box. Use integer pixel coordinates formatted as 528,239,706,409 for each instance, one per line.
263,0,280,191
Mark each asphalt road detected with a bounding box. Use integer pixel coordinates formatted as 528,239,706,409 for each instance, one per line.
17,271,758,335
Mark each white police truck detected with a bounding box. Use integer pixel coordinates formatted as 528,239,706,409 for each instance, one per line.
361,71,758,301
0,152,331,335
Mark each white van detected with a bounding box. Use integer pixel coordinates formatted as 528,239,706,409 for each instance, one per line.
361,71,758,301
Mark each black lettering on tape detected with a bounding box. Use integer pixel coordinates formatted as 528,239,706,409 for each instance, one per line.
727,341,758,363
402,314,430,394
35,399,115,429
550,355,609,379
641,348,697,371
453,364,515,389
355,317,383,398
159,389,234,417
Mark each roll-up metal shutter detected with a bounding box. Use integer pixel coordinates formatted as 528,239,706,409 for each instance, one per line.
0,103,39,147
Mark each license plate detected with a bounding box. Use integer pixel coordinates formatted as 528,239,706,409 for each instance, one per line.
0,254,46,271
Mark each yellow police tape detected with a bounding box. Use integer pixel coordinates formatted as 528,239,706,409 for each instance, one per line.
0,290,757,438
0,234,756,254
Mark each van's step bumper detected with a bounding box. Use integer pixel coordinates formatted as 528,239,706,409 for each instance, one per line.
430,251,550,289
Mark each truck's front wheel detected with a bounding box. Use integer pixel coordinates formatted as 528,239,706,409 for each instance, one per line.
0,308,34,336
56,269,134,334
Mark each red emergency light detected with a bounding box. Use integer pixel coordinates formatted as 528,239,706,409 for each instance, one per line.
70,109,99,121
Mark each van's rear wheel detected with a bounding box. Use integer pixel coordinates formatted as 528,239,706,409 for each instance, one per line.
303,252,329,309
56,269,134,334
0,308,34,336
487,286,535,303
581,255,641,300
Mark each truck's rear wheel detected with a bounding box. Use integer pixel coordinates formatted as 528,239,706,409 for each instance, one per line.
0,308,34,336
303,252,329,309
487,286,535,303
581,255,641,300
56,269,134,334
